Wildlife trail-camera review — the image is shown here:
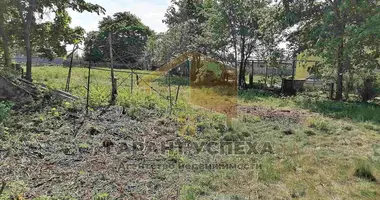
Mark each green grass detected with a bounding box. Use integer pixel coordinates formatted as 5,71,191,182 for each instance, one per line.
35,66,380,125
306,117,336,134
19,66,380,199
240,89,380,125
355,159,377,182
31,66,189,112
298,99,380,124
0,101,12,123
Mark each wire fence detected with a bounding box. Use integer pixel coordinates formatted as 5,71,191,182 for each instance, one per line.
74,61,186,115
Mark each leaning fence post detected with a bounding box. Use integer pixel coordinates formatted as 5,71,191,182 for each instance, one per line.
65,45,76,92
175,85,180,104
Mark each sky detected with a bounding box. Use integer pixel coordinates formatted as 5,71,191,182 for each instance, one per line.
68,0,170,33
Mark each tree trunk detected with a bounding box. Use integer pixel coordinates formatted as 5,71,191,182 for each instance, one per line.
265,64,268,86
335,40,344,101
233,42,238,85
239,37,246,89
344,73,349,100
24,27,32,81
344,56,351,100
0,19,11,69
18,0,36,82
334,2,345,101
344,63,353,100
249,61,254,88
226,9,238,88
270,68,274,88
0,1,11,69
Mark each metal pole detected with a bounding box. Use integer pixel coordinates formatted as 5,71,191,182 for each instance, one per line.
86,61,91,115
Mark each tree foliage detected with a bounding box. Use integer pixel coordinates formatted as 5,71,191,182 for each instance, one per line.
0,0,105,80
158,0,277,88
84,12,153,66
280,0,380,100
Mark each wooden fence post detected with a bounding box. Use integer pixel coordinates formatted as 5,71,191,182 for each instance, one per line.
86,61,91,115
168,71,172,114
130,71,133,94
109,32,117,105
65,45,77,92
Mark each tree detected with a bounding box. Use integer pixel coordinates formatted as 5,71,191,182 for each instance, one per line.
143,33,160,69
160,0,207,61
0,0,21,70
344,2,380,100
205,0,269,88
83,31,103,63
95,12,153,65
257,4,285,87
154,23,199,64
0,0,11,69
281,0,380,100
13,0,105,81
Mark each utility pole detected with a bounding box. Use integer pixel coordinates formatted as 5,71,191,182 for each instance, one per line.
109,32,117,105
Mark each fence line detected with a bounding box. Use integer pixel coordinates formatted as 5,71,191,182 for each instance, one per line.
82,49,180,115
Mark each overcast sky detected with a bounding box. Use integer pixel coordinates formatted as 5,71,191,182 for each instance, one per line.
68,0,170,33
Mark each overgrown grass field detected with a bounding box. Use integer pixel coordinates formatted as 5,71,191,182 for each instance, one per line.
2,65,380,199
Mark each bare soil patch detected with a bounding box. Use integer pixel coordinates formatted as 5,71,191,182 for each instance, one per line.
238,105,308,122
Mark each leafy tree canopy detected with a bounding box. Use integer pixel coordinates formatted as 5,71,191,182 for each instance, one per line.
84,12,153,65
